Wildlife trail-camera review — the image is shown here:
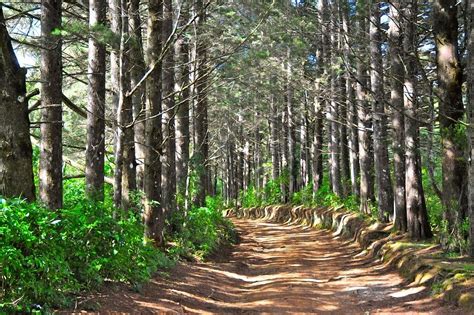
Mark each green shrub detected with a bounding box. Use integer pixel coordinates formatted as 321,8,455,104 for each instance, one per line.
166,196,236,259
0,181,168,312
241,186,262,208
263,180,282,205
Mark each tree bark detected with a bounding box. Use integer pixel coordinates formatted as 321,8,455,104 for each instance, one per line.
312,0,328,196
389,0,407,231
194,0,210,206
370,0,393,222
162,0,177,215
356,1,374,214
144,0,164,245
467,0,474,256
286,51,298,197
341,0,359,197
329,1,341,197
0,7,35,201
175,2,191,204
404,0,432,240
114,0,136,210
270,94,280,182
86,0,106,201
40,0,63,210
433,0,468,246
129,0,147,190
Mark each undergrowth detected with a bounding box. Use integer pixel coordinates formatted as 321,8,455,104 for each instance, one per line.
0,179,234,312
167,196,237,260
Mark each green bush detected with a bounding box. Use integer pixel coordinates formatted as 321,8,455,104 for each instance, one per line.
0,181,169,312
166,196,236,259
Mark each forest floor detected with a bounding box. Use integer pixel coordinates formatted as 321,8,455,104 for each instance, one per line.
74,217,464,314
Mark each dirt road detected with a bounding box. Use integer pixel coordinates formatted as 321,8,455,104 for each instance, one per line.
90,217,461,314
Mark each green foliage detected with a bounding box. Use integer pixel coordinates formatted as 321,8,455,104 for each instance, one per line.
166,196,236,260
0,181,169,312
291,184,313,206
263,179,282,205
241,185,263,208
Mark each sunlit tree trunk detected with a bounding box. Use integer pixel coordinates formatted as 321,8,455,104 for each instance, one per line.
0,8,35,201
356,0,374,214
338,2,350,197
341,0,359,197
40,0,63,210
109,0,121,115
370,0,393,222
86,0,106,201
328,0,341,197
144,0,163,244
389,0,407,231
467,0,474,256
404,0,432,240
114,0,136,210
270,94,280,181
433,0,467,246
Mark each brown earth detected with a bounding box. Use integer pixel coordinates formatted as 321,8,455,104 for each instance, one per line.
72,217,465,314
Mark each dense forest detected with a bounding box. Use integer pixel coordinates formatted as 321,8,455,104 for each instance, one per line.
1,0,474,311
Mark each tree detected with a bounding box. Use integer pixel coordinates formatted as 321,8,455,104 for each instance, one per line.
467,0,474,256
144,0,164,244
40,0,63,210
433,0,467,248
130,0,147,190
113,0,136,209
356,0,374,214
162,0,177,215
85,0,106,200
0,6,35,201
175,0,191,204
328,0,341,197
370,0,393,222
341,0,359,197
389,0,407,232
404,0,432,240
194,0,210,206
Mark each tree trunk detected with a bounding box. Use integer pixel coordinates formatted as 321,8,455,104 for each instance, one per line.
467,0,474,256
144,0,163,245
312,0,328,196
114,0,135,210
270,94,280,181
162,0,177,216
370,0,393,222
0,7,35,201
129,0,147,190
175,2,191,205
194,0,210,206
341,0,359,197
86,0,106,201
389,0,407,231
404,0,432,240
338,3,349,197
109,0,121,115
356,1,374,214
329,3,341,197
40,0,63,210
433,0,468,247
286,53,298,197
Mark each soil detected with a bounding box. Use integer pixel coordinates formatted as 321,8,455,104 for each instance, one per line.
71,217,464,314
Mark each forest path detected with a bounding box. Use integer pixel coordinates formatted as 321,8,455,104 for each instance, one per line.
92,217,461,314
